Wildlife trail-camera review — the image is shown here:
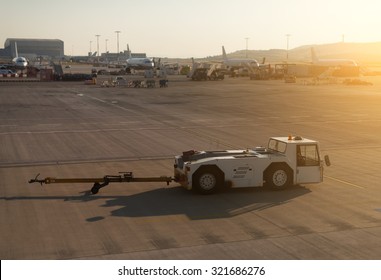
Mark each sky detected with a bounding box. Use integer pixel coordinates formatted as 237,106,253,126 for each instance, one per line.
1,0,381,58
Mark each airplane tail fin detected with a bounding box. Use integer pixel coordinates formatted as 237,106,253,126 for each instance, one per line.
262,57,266,64
311,47,318,63
222,46,227,61
153,57,161,68
14,42,19,57
127,44,131,59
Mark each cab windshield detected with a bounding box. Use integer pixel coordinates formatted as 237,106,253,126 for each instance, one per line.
268,139,287,153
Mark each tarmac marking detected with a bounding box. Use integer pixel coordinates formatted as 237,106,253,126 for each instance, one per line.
119,121,141,124
325,175,366,189
67,87,138,114
0,127,165,136
322,114,341,118
36,123,61,126
289,115,311,118
0,124,18,127
87,95,136,113
258,116,280,120
351,113,369,117
85,95,107,104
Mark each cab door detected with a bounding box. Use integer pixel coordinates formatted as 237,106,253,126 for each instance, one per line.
296,144,322,184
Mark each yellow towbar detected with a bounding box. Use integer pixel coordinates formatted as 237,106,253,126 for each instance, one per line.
29,172,174,194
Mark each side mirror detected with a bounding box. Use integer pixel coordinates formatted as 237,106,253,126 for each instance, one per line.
324,155,331,167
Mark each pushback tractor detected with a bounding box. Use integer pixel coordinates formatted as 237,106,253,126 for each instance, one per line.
29,136,330,194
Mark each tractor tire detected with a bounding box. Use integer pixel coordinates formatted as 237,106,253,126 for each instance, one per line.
193,166,224,194
265,164,292,190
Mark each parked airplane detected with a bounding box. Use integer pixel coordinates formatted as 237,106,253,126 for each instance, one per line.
311,47,357,67
12,42,28,68
222,46,259,69
125,45,154,70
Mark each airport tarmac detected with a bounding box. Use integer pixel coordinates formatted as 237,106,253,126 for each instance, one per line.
0,75,381,259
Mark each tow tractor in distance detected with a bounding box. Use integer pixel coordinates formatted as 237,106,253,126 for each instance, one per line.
29,136,330,194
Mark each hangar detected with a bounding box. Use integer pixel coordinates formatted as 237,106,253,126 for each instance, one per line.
2,38,64,59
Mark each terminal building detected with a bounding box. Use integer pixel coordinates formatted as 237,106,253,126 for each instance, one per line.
0,38,64,59
100,50,147,62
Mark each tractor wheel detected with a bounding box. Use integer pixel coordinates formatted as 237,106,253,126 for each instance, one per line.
265,165,291,190
193,166,223,194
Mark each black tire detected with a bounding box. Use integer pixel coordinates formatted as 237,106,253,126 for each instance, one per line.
91,183,101,194
265,165,292,190
193,166,223,194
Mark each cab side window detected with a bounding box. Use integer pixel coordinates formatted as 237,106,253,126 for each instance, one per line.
297,145,320,166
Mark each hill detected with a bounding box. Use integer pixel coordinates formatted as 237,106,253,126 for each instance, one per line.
201,42,381,66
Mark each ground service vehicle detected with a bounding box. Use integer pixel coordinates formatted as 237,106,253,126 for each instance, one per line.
174,136,330,194
29,136,329,194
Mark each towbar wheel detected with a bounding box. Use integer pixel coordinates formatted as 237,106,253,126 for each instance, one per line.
91,183,101,194
90,181,109,194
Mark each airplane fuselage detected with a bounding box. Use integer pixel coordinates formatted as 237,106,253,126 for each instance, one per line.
312,59,357,67
126,58,154,69
12,57,28,68
311,48,357,67
223,59,259,68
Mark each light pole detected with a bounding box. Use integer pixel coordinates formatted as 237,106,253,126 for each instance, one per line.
245,37,249,58
115,31,121,54
286,34,291,62
95,35,100,57
105,39,108,53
